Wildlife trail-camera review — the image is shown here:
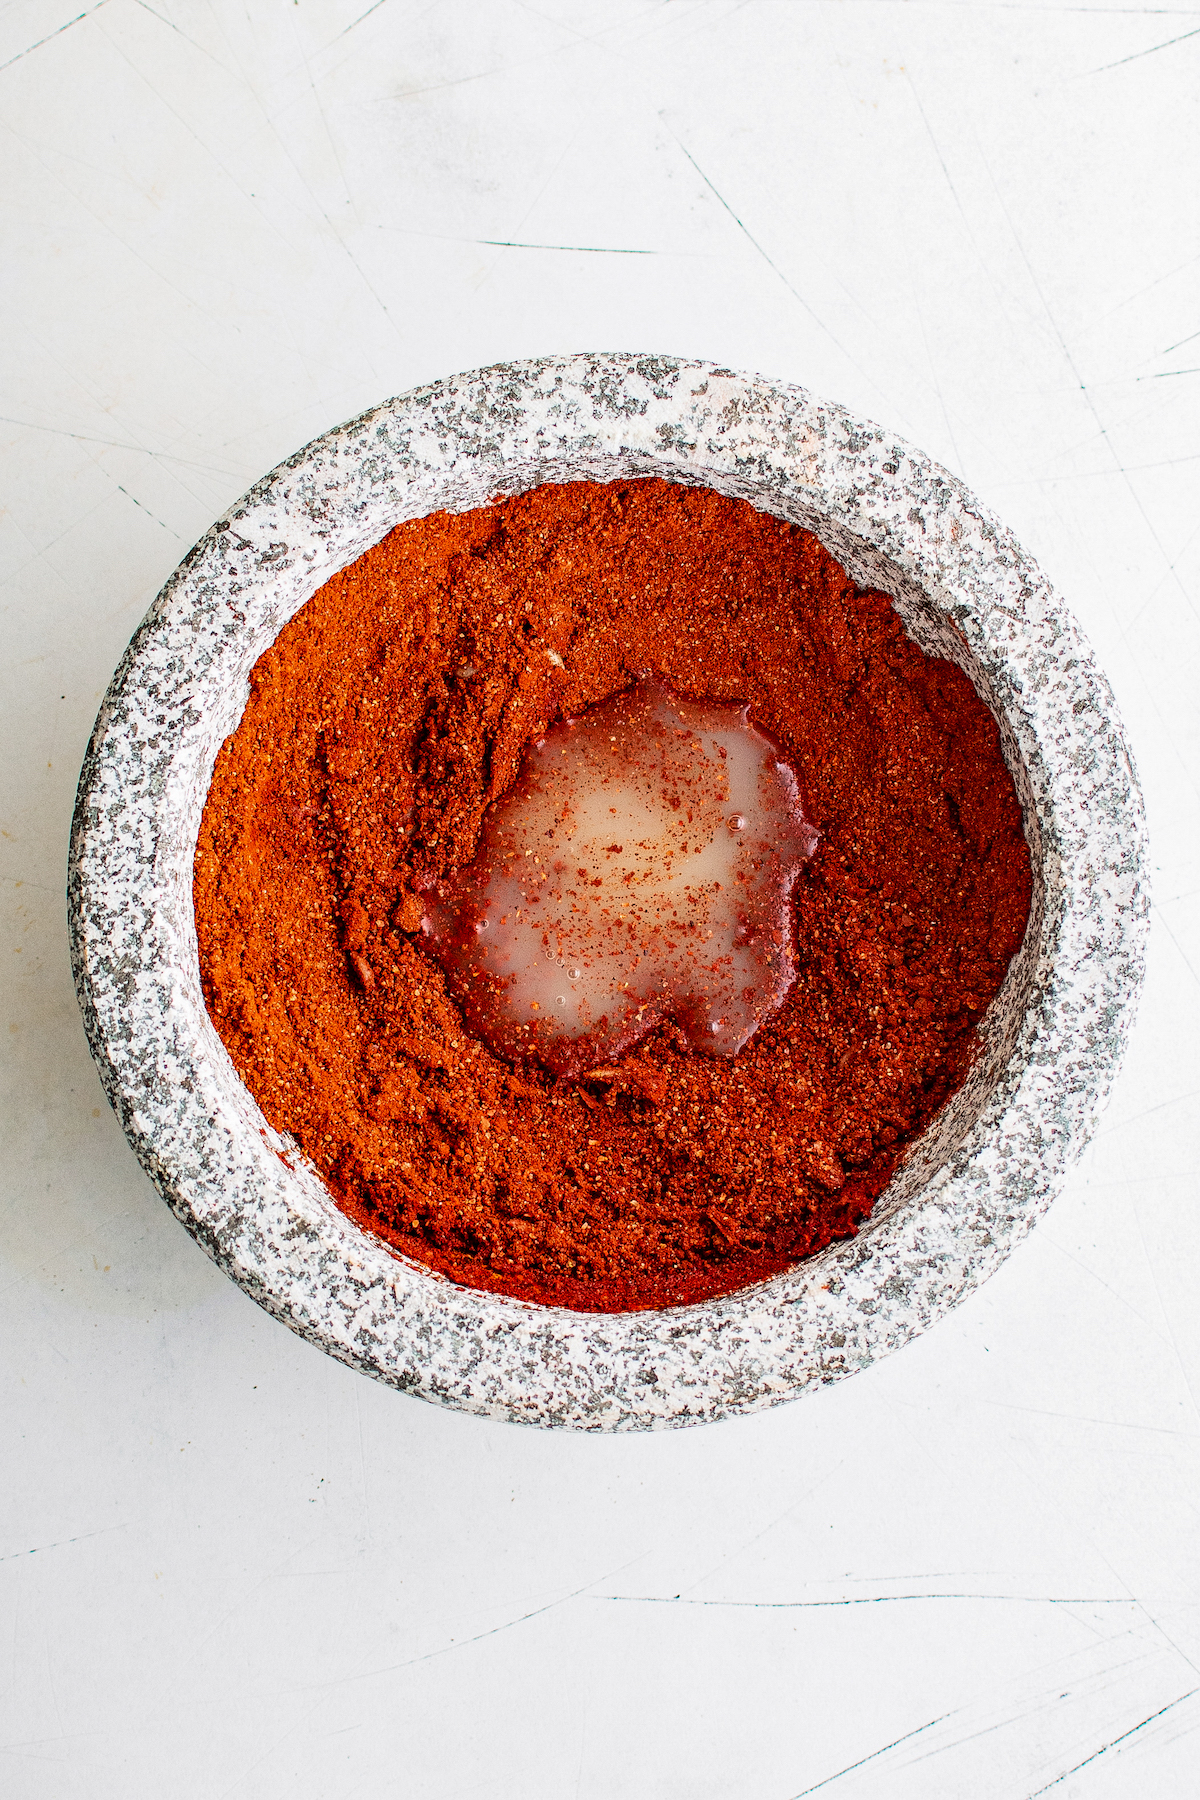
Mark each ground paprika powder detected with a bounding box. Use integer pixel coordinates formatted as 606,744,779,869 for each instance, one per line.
194,479,1032,1312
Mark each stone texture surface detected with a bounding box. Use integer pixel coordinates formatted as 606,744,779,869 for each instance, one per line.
67,354,1148,1430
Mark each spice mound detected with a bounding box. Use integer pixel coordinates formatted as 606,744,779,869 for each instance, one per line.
195,479,1032,1314
421,674,819,1076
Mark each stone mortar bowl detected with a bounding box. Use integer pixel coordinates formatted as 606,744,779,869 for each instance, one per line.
69,354,1148,1430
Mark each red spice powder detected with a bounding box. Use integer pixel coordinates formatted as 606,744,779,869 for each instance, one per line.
194,479,1031,1312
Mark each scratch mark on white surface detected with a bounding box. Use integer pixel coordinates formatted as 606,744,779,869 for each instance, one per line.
1130,1193,1200,1436
130,0,228,71
980,156,1199,631
1041,1234,1175,1342
1127,518,1200,632
878,1633,1190,1780
0,412,231,475
480,238,652,254
1025,1688,1200,1794
1014,395,1184,470
182,26,403,345
828,5,1200,12
574,1689,590,1800
384,44,578,103
1093,249,1200,328
0,874,57,892
83,23,300,271
374,222,687,256
2,119,294,501
4,1562,21,1740
116,484,181,537
314,0,442,78
471,112,589,298
1119,1004,1200,1441
594,1592,1140,1608
42,1628,67,1753
514,0,679,60
0,1738,75,1761
0,0,112,75
788,1710,957,1796
993,1440,1200,1679
341,1555,648,1683
664,128,882,397
215,1725,295,1799
332,0,393,41
292,17,354,212
3,490,114,583
354,1381,371,1544
0,390,218,561
904,64,1064,461
357,1586,588,1674
676,1458,848,1597
1089,22,1200,72
1138,366,1200,379
0,1524,127,1563
1160,327,1200,355
984,1398,1199,1438
610,0,731,57
508,0,733,125
995,450,1200,482
1154,911,1200,987
178,1535,324,1670
904,68,973,230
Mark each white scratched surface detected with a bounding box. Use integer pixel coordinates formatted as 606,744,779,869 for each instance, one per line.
2,2,1198,1794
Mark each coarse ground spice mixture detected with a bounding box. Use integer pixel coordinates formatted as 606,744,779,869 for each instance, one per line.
194,479,1031,1312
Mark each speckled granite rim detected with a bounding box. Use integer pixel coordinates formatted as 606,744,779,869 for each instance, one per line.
68,355,1148,1430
